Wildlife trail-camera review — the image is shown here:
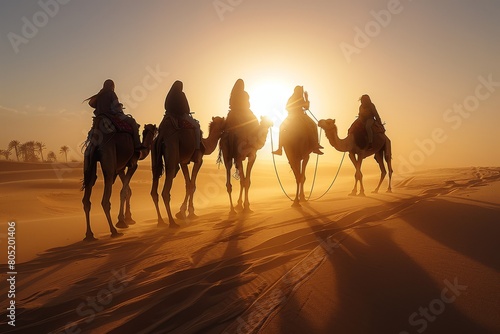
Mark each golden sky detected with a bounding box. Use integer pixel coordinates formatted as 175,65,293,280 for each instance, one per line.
1,1,500,170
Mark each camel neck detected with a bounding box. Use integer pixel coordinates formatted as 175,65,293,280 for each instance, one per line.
327,127,351,152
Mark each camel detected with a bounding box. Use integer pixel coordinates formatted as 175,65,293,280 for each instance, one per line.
82,116,157,241
280,117,317,207
318,118,393,196
219,115,273,214
151,116,226,228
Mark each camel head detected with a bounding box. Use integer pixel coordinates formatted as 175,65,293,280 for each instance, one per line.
138,123,157,160
209,116,226,135
259,115,274,130
318,119,337,133
142,124,158,145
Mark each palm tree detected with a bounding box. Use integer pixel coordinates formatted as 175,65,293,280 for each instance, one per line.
35,141,46,162
20,141,38,162
0,149,10,160
47,151,57,162
8,140,20,161
60,145,70,162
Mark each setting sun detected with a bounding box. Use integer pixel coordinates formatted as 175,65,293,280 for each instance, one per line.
247,80,291,125
1,1,499,333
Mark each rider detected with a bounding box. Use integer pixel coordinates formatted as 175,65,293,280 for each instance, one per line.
272,86,323,155
358,94,383,149
85,79,143,152
164,80,202,150
225,78,258,131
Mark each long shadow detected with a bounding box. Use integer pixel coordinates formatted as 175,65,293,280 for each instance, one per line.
403,198,500,271
107,212,254,333
264,196,495,333
0,222,186,333
322,224,493,333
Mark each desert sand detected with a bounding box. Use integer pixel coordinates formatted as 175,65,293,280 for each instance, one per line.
0,158,499,334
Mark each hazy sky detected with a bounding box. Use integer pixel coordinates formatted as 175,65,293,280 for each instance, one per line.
1,0,499,171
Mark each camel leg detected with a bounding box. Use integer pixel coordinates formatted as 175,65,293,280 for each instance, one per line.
225,159,237,215
372,151,387,194
150,139,166,226
357,158,365,197
162,164,180,228
176,164,190,220
299,156,310,202
116,171,129,229
151,174,166,227
82,173,97,241
385,138,393,193
289,159,302,207
117,166,137,228
124,185,136,225
348,153,359,196
101,172,121,237
242,153,256,213
187,159,202,219
82,148,98,241
235,160,245,212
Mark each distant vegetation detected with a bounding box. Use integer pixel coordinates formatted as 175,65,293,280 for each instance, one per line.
0,140,70,163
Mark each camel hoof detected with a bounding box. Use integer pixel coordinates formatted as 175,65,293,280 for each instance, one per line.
348,192,357,197
126,218,136,225
291,201,301,208
111,232,123,238
83,235,97,242
386,189,393,193
235,204,244,212
187,213,199,220
116,221,129,229
157,221,169,228
242,207,253,214
372,190,379,194
357,192,366,197
169,222,181,229
229,210,237,216
175,211,186,220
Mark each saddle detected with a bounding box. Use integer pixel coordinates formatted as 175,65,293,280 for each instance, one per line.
348,118,385,149
105,114,134,134
164,112,197,130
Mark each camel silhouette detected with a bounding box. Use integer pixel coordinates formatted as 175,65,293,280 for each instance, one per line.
280,116,318,207
318,118,393,196
219,115,273,214
151,116,226,227
82,117,156,240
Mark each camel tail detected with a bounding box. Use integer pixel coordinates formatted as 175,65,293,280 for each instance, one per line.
81,146,97,191
151,137,164,179
216,146,223,167
383,137,392,161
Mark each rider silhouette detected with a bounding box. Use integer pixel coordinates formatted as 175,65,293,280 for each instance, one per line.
225,78,258,131
272,86,323,155
85,79,143,151
164,80,202,150
358,94,383,149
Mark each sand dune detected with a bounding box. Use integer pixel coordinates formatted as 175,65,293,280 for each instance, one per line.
0,160,499,333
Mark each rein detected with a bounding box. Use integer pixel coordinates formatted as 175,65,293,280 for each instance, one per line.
270,109,346,202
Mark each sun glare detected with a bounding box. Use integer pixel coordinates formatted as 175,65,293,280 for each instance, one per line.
247,81,291,125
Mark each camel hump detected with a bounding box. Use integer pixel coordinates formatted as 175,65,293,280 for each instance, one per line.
224,109,259,133
348,118,385,149
162,112,198,131
94,114,135,134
